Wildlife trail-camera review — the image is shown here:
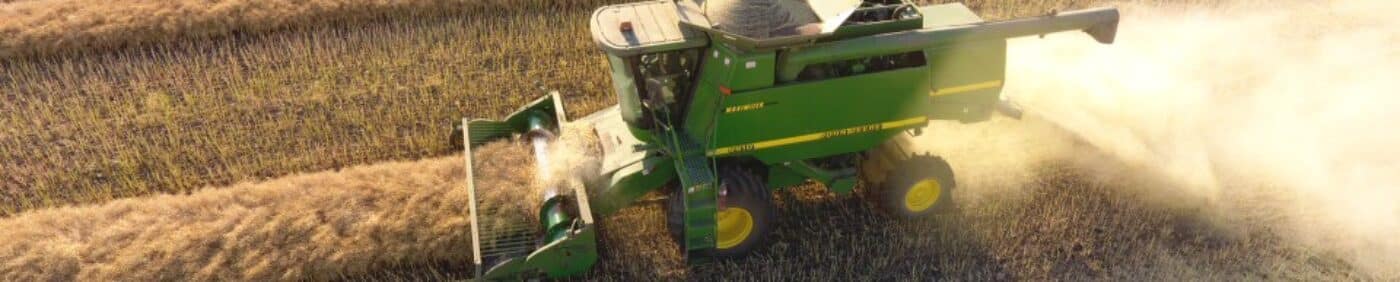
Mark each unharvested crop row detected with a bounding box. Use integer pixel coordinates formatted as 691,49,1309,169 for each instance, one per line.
0,0,620,58
0,140,550,280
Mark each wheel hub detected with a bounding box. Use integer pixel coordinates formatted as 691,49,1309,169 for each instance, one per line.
715,207,754,249
904,178,942,212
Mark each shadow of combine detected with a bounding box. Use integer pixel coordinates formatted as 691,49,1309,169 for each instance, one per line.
586,183,1007,281
690,184,1010,281
587,155,1362,280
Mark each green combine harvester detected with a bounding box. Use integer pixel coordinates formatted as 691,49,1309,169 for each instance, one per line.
455,0,1118,279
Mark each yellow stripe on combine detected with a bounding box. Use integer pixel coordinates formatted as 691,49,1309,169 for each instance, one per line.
930,80,1003,96
707,116,929,156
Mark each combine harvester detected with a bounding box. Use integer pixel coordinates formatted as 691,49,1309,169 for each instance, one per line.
456,0,1118,279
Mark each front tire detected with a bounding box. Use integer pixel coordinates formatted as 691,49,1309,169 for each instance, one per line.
666,166,775,259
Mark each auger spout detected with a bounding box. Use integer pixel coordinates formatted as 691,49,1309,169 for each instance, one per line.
778,6,1119,81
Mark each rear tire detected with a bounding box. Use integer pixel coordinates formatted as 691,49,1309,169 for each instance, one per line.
666,166,775,259
876,155,956,218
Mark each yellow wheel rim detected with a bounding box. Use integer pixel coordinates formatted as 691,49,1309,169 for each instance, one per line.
715,207,754,249
904,179,942,212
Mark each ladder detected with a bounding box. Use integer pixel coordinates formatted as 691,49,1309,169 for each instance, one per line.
672,134,717,262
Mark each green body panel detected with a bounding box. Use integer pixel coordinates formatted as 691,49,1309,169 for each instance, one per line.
766,165,806,188
523,224,597,279
452,94,566,149
783,161,858,194
573,106,678,217
920,3,1006,123
715,45,777,91
705,67,932,163
682,45,777,143
682,79,723,142
590,155,676,216
926,40,1007,122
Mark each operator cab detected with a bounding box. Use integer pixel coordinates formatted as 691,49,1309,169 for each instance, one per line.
591,1,710,141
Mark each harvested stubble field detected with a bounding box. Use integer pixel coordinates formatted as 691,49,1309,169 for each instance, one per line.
2,0,1398,280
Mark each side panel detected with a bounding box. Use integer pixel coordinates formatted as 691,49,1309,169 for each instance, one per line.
722,49,776,91
708,67,932,163
684,45,775,143
926,39,1007,122
680,38,1008,164
590,156,676,216
578,106,676,216
767,165,806,188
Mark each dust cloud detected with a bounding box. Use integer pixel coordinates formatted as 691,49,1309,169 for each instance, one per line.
983,0,1398,276
544,122,606,202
